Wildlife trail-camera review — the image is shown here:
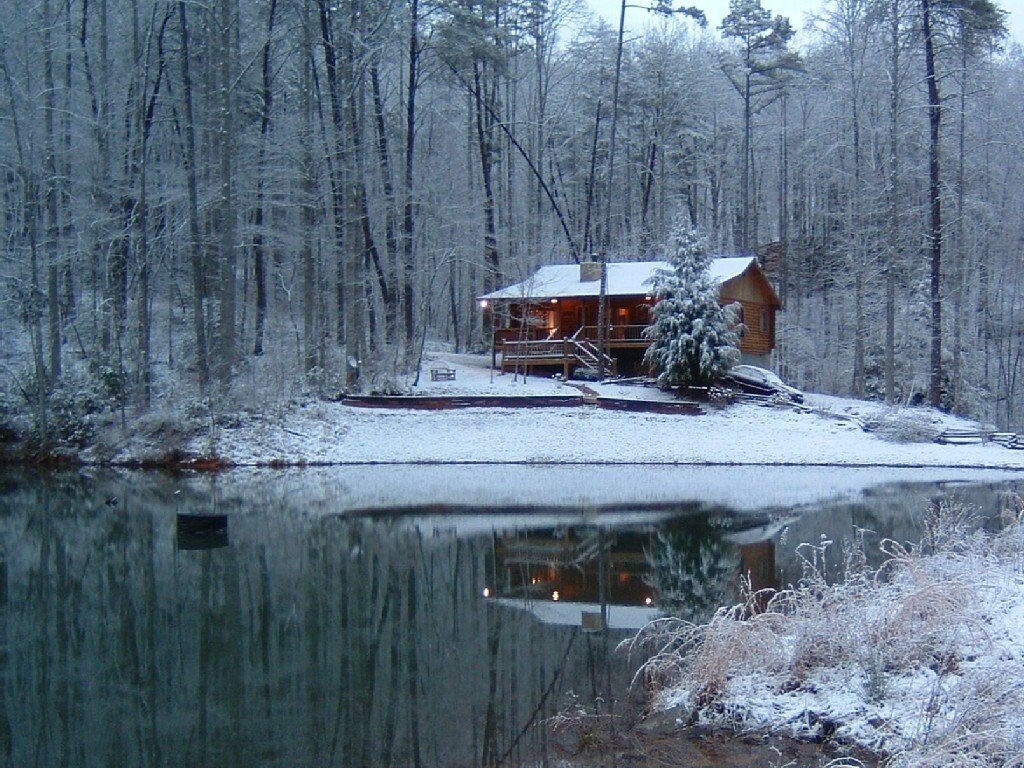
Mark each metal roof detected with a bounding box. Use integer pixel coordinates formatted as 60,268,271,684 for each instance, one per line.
479,257,758,301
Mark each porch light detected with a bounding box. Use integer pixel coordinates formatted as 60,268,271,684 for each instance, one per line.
479,299,489,308
644,295,652,301
482,587,491,598
550,298,558,304
644,596,653,606
552,590,560,601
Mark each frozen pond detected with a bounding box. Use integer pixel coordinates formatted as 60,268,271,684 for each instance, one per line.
1,466,1021,767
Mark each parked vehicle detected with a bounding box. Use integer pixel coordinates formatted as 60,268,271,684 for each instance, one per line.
723,365,804,403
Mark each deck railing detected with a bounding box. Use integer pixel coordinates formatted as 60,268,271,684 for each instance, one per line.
494,324,650,347
499,334,617,374
491,327,554,348
578,324,649,342
498,339,566,359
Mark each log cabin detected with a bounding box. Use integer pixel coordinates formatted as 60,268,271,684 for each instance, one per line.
478,257,781,377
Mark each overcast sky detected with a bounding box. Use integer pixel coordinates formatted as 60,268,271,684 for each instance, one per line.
584,0,1024,47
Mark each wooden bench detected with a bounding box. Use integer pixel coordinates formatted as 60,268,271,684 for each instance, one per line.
430,367,456,382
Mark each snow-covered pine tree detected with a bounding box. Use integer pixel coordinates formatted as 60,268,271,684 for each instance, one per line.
643,226,742,388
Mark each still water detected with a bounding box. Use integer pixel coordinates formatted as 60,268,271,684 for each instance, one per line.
1,467,1020,767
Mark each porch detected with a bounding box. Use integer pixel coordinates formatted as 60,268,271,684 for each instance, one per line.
493,325,652,378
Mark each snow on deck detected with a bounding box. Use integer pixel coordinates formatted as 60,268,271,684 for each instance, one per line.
479,257,754,300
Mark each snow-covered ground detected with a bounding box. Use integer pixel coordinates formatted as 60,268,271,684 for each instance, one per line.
89,351,1024,469
634,498,1024,766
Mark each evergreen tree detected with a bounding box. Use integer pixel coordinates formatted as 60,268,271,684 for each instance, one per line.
720,0,801,250
643,226,742,388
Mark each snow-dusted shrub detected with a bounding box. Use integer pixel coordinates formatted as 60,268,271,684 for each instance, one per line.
0,389,26,443
36,370,111,447
643,224,741,388
863,408,940,443
133,409,197,444
91,358,129,402
914,498,983,555
627,498,1024,766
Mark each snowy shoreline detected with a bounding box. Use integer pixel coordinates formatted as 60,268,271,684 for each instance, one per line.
68,351,1024,471
632,496,1024,767
83,364,1024,473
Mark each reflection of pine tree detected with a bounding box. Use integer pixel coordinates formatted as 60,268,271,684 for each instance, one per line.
644,518,739,622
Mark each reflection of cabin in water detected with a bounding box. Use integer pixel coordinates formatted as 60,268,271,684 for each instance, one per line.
478,257,781,377
485,525,779,630
495,528,654,606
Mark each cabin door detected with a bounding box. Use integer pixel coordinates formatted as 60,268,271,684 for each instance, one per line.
560,310,576,338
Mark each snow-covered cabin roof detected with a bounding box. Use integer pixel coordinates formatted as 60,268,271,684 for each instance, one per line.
479,257,757,301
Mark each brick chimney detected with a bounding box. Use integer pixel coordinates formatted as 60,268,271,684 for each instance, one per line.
580,261,601,282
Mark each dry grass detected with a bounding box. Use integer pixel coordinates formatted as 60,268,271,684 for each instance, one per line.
624,496,1024,768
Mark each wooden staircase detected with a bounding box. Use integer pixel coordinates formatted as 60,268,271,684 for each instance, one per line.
500,328,618,377
566,330,617,374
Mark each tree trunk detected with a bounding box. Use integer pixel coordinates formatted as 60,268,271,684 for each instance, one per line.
301,10,317,375
43,0,63,382
922,0,943,408
741,72,752,251
473,62,500,292
251,0,277,358
885,0,901,404
343,36,391,356
316,0,362,389
583,100,602,256
403,0,420,355
176,0,209,390
371,62,399,347
604,0,628,250
952,28,967,411
134,6,171,407
214,0,237,390
79,0,116,356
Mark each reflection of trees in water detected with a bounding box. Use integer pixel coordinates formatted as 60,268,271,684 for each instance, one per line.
771,484,1021,585
644,517,740,622
9,472,1012,766
0,471,629,768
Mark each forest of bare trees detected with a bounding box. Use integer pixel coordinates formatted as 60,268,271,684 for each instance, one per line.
2,0,1022,442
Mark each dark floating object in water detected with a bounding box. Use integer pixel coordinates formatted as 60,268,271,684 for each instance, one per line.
104,497,118,507
176,513,229,550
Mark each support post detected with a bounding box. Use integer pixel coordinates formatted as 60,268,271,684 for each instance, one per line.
596,260,607,380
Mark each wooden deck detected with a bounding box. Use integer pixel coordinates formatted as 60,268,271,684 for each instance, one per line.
496,326,647,377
